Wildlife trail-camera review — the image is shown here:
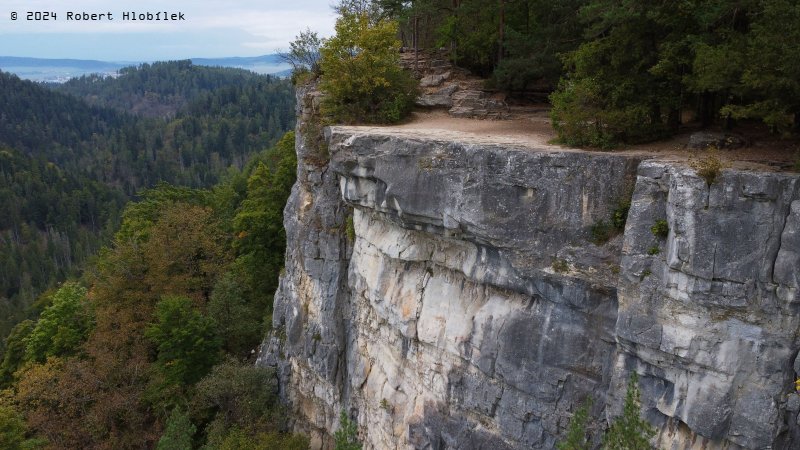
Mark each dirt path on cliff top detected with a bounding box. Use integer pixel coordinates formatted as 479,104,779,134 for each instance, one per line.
337,110,799,173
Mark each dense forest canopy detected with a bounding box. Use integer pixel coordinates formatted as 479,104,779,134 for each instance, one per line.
52,61,276,118
0,148,126,339
0,63,294,351
0,129,302,447
0,58,302,446
1,65,294,191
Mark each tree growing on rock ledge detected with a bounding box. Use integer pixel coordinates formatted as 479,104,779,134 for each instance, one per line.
557,373,655,449
603,372,656,449
319,12,418,124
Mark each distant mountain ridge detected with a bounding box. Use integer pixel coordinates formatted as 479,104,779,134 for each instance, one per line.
0,56,128,69
0,55,290,82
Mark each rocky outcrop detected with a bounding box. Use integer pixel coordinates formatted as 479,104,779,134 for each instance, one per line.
404,50,510,119
260,86,800,449
687,131,747,150
614,162,800,449
257,83,352,448
331,130,640,449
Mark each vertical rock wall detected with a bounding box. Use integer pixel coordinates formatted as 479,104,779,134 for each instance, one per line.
260,86,800,449
614,162,800,449
329,131,641,449
257,84,351,448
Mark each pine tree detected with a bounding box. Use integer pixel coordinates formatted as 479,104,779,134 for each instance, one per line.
557,399,592,450
334,410,362,450
602,372,656,450
156,407,195,450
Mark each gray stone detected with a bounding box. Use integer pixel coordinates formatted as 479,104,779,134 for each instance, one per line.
420,73,447,87
263,84,800,450
615,161,800,449
687,131,747,149
416,84,458,107
796,350,800,376
788,394,800,412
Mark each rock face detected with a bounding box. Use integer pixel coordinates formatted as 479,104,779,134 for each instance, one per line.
259,87,800,449
404,50,510,119
257,84,352,448
615,162,800,449
687,131,747,150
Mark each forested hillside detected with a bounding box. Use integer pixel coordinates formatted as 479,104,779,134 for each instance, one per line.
2,65,293,191
0,63,294,352
52,61,278,118
0,132,304,448
0,149,126,338
0,59,301,446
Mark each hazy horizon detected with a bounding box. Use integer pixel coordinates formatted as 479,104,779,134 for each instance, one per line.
0,54,294,82
1,1,336,61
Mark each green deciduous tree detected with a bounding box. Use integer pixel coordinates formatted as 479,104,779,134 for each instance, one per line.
206,427,309,450
191,359,281,431
0,405,32,450
281,28,325,77
145,296,222,387
0,320,35,386
320,12,418,124
25,282,93,363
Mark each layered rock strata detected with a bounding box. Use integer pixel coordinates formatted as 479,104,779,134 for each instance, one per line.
259,87,800,449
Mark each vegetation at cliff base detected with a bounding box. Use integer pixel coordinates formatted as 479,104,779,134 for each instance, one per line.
0,128,300,447
334,410,363,450
603,373,656,449
557,399,591,450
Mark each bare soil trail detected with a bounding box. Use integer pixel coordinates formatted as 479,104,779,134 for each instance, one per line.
338,109,799,173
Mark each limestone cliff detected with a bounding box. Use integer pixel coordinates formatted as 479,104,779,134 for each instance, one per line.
258,86,800,449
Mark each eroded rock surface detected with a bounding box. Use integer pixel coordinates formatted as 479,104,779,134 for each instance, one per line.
260,87,800,449
614,162,800,449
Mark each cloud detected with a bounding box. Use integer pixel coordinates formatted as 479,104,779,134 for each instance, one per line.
0,0,337,58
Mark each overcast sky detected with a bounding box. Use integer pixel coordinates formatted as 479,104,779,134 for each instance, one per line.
0,0,337,61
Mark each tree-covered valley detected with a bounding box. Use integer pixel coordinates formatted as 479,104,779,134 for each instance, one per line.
0,62,305,448
0,63,293,338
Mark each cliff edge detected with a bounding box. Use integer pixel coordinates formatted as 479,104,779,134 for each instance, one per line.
258,85,800,449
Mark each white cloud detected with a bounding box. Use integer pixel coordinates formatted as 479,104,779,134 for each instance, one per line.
0,0,337,56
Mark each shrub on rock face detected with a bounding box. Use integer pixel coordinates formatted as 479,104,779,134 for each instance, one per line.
319,13,418,124
334,410,362,450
